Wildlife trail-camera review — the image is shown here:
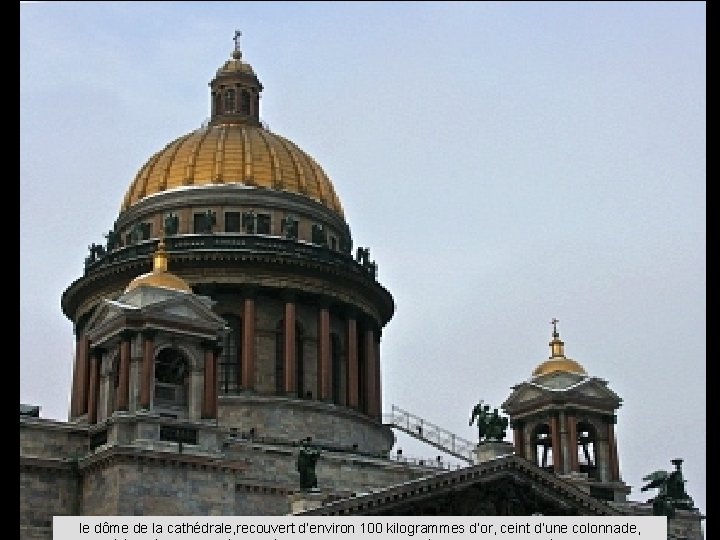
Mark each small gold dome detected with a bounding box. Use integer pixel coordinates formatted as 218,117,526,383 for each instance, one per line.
124,241,192,294
532,320,587,377
120,123,344,216
532,357,587,377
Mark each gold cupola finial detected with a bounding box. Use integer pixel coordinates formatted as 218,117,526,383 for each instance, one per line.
124,230,192,294
531,319,587,377
232,29,242,60
550,317,564,358
152,229,169,273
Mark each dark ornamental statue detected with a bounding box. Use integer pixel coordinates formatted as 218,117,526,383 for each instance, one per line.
641,458,696,518
282,215,298,240
355,246,377,278
469,401,508,443
84,243,107,267
297,437,321,491
242,211,256,234
104,229,120,252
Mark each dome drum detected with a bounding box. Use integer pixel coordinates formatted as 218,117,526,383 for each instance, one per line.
114,184,352,252
64,238,394,333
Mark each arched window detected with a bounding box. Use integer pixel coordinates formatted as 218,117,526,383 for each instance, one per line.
240,89,251,115
532,423,553,471
154,348,190,412
219,314,242,394
224,89,236,113
577,421,598,479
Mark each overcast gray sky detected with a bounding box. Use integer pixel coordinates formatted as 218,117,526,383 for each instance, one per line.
20,1,705,518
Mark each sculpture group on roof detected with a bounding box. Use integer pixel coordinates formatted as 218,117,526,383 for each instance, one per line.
469,400,508,443
641,458,696,518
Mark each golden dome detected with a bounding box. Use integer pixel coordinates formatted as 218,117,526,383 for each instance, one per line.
532,357,587,377
120,124,343,216
531,320,587,377
120,37,344,217
124,240,192,294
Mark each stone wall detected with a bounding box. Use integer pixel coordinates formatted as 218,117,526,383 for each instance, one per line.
217,395,394,454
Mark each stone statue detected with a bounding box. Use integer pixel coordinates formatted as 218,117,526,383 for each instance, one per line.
242,211,256,234
469,401,508,443
355,246,377,277
297,437,321,491
105,229,120,252
641,459,695,518
282,215,298,240
85,243,107,267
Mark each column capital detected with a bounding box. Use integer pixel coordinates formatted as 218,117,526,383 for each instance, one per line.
240,285,259,299
201,339,224,354
120,329,137,341
281,289,298,303
316,295,333,310
90,346,107,358
141,329,157,340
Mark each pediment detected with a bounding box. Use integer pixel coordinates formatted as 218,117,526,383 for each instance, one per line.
138,294,228,327
298,455,625,516
84,289,227,343
503,385,544,407
84,299,136,334
503,376,620,413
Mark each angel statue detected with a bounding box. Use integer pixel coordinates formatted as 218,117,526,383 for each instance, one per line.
469,401,508,443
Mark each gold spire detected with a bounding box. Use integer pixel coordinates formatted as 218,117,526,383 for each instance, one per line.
531,319,587,377
124,233,192,294
152,235,169,273
549,317,565,358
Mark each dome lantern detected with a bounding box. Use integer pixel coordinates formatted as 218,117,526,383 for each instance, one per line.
209,30,264,127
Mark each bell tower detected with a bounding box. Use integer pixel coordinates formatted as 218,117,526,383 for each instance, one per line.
501,321,631,503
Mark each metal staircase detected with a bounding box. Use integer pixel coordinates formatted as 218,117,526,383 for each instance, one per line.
383,404,475,464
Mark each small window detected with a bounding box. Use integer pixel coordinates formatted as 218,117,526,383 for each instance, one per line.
256,214,271,235
330,236,337,250
194,211,216,233
225,212,241,233
240,90,251,115
311,224,327,246
224,89,236,113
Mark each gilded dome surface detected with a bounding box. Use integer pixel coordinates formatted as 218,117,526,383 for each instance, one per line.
124,270,192,294
532,357,587,377
532,324,587,377
124,240,192,294
120,123,344,216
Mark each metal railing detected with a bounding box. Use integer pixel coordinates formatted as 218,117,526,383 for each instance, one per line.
383,404,475,464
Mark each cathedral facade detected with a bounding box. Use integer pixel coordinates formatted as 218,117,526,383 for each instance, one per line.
20,38,704,540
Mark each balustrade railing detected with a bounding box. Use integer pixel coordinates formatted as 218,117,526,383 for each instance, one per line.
82,234,378,279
